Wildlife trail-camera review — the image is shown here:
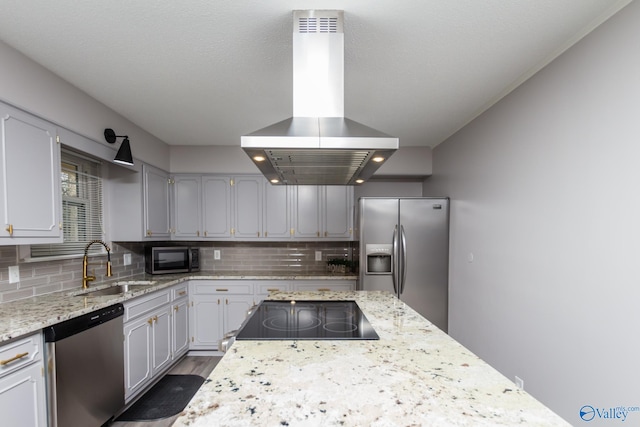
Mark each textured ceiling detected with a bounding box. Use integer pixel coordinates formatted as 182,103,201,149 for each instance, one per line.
0,0,631,147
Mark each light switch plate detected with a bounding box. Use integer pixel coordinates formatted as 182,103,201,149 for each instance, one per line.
214,250,221,260
9,265,19,283
315,251,322,261
123,253,131,266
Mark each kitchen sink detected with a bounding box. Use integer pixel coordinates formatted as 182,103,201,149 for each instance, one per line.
73,281,157,297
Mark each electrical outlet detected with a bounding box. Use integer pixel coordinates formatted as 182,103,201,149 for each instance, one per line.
8,265,19,283
315,251,322,261
214,250,221,260
123,253,131,266
515,376,524,390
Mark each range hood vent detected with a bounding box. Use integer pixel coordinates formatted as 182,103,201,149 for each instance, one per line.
241,10,398,185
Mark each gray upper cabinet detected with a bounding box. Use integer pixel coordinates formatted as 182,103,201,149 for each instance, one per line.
292,186,354,240
202,176,232,239
233,176,262,238
0,103,62,244
143,164,171,239
292,186,322,238
263,182,291,239
173,175,202,239
324,186,354,239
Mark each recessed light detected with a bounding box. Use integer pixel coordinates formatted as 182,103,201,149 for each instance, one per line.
372,156,385,163
253,155,266,162
355,179,365,184
270,179,280,184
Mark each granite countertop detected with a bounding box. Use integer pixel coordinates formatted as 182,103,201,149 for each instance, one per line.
173,291,570,427
0,272,357,343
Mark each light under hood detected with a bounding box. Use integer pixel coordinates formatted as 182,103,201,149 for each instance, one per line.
241,10,398,185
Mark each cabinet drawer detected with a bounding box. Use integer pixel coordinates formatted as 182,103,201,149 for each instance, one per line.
190,281,252,295
255,282,291,295
293,281,355,292
171,283,189,300
0,333,42,378
124,289,171,322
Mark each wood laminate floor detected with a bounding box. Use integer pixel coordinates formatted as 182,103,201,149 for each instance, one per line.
111,355,221,427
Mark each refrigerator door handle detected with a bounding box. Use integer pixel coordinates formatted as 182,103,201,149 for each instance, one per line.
392,225,399,296
400,225,408,295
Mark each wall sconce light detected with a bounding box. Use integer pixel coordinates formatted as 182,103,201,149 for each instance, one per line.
104,128,134,166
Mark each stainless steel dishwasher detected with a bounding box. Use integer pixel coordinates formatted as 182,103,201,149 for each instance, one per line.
43,303,125,427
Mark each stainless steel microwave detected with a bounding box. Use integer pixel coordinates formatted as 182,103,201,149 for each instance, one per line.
145,246,200,274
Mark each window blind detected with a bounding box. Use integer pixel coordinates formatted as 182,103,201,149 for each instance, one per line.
31,150,104,258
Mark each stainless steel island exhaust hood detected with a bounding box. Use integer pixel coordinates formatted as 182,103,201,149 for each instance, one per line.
242,10,398,185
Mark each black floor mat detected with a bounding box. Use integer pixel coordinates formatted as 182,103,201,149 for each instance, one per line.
116,374,205,421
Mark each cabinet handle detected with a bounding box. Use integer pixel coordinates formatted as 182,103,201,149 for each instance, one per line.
146,230,152,236
316,231,320,237
147,318,153,325
265,232,268,237
225,299,229,305
217,299,220,305
5,224,13,236
197,231,200,237
231,228,235,235
216,288,229,292
174,305,179,312
0,352,28,366
153,316,158,323
204,231,208,237
257,232,260,237
290,228,294,236
324,231,328,237
178,291,186,296
318,288,331,291
266,288,279,292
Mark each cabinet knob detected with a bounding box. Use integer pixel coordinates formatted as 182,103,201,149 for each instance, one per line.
147,318,153,325
153,315,158,323
5,224,13,236
146,230,152,236
0,351,28,365
174,305,179,312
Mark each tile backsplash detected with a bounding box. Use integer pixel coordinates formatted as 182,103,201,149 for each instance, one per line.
0,241,355,303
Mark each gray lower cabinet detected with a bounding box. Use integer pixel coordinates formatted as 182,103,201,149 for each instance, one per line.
189,281,255,350
0,332,47,427
123,283,189,403
0,102,62,244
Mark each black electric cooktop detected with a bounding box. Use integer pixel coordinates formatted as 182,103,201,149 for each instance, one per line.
235,300,379,340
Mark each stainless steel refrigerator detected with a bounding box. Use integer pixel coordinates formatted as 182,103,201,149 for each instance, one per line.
358,197,449,332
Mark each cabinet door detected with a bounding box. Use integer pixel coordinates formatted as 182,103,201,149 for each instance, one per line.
292,186,321,238
0,103,61,243
189,294,224,350
123,316,152,400
263,181,291,239
323,186,354,239
0,362,47,427
202,176,232,238
223,294,255,335
173,175,202,238
143,164,171,239
151,306,172,376
233,176,262,238
172,298,189,358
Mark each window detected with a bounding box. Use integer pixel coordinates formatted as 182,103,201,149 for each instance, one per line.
30,150,104,258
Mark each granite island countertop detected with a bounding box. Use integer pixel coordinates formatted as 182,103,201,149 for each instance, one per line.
0,272,357,343
173,291,570,427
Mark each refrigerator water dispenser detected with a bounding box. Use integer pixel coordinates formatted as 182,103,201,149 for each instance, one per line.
365,244,393,274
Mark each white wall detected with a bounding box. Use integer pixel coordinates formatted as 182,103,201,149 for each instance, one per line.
0,40,170,170
424,2,640,425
